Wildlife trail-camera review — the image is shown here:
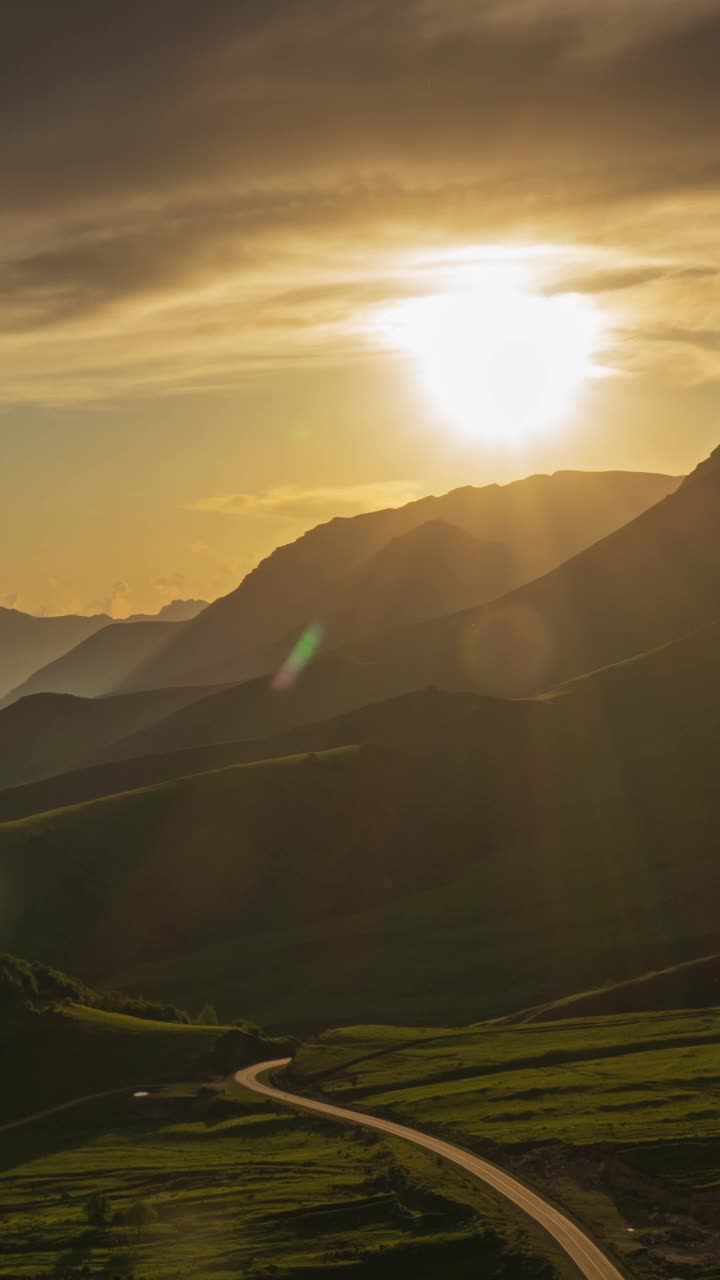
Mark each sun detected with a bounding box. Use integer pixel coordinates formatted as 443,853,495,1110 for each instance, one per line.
379,268,605,442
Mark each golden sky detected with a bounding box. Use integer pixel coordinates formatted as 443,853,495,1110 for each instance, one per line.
3,0,720,615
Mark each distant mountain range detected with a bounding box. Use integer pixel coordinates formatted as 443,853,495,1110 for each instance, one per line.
350,445,720,696
6,453,720,1026
119,469,679,692
0,599,207,704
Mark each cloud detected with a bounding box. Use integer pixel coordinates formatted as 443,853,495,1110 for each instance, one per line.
153,573,186,594
185,481,423,521
1,1,720,400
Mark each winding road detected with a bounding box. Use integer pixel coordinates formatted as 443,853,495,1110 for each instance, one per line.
237,1058,626,1280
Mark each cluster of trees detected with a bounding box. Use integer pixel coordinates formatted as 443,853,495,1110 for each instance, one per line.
1,951,264,1032
85,1191,158,1238
0,951,190,1024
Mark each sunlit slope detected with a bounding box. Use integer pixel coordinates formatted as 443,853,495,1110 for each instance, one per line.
292,1010,720,1150
353,444,720,695
2,616,720,1023
120,469,678,692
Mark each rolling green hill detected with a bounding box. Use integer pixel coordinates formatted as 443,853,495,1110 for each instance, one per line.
291,1010,720,1278
2,608,720,1025
0,952,283,1126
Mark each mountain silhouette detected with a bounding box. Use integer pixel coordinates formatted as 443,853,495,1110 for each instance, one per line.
0,599,207,705
0,683,225,789
4,620,188,706
118,470,678,692
349,444,720,696
0,608,110,699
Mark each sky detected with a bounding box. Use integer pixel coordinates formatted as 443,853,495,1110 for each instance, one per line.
2,0,720,616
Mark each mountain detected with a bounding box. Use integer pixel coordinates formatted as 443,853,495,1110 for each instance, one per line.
328,520,509,643
352,446,720,696
123,598,208,623
0,607,110,699
0,600,207,706
2,620,186,706
3,616,720,1025
0,683,225,789
119,470,679,692
0,687,520,820
101,655,413,763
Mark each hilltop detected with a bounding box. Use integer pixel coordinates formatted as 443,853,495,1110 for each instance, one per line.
119,469,678,692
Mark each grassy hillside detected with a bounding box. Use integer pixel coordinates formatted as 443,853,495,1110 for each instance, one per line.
292,1010,720,1277
0,1089,577,1280
0,953,281,1126
121,469,678,693
3,616,720,1025
0,1003,226,1126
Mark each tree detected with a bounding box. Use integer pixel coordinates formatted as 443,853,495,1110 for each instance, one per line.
196,1002,218,1025
84,1190,112,1230
118,1197,158,1238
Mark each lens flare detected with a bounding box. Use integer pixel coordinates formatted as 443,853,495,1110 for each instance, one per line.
272,622,325,692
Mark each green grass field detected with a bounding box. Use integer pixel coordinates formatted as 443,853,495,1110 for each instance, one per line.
293,1008,720,1150
0,1085,581,1279
292,1009,720,1278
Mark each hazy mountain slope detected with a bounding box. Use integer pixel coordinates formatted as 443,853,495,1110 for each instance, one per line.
121,470,679,692
101,655,413,763
353,446,720,697
329,520,509,643
2,620,186,705
3,616,720,1023
123,598,207,623
0,608,110,699
0,684,225,789
0,688,523,821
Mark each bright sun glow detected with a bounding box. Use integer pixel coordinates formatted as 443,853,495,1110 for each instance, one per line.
380,268,605,442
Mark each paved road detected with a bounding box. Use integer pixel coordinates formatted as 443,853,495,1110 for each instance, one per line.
237,1058,626,1280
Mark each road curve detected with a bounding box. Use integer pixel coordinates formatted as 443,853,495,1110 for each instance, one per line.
237,1059,625,1280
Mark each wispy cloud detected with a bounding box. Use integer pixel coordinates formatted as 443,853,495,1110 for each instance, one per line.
184,481,423,521
0,2,719,403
